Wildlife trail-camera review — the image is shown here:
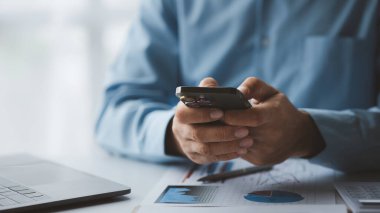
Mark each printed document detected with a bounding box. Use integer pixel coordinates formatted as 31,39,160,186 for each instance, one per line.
134,205,347,213
142,159,338,207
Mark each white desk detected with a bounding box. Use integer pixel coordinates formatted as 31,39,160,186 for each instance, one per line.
0,141,183,212
3,137,378,212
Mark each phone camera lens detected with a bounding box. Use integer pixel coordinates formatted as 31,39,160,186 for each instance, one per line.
198,97,212,106
186,102,200,107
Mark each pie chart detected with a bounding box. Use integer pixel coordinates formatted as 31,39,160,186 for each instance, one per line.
244,190,304,203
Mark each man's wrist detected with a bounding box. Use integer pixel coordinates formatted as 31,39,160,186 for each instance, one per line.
164,118,185,157
296,111,326,158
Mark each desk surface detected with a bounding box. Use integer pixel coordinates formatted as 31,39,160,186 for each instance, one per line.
0,141,179,212
3,138,378,212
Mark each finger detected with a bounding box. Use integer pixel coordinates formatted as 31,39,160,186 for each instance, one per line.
214,152,241,162
191,138,253,156
208,138,253,155
192,152,241,164
199,77,219,87
175,102,223,124
188,152,241,164
223,105,271,127
237,77,278,102
190,125,250,142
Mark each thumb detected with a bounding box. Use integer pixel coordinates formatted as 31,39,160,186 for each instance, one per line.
199,77,219,87
237,77,278,102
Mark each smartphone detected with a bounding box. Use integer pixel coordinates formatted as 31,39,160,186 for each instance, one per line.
175,86,251,110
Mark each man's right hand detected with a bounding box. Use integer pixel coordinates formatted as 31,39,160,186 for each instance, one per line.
168,77,253,164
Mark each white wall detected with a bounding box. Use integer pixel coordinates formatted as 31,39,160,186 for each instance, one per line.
0,0,139,156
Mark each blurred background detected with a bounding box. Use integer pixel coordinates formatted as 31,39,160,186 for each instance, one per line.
0,0,139,156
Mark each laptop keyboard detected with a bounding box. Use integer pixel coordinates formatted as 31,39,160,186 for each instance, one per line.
0,177,48,207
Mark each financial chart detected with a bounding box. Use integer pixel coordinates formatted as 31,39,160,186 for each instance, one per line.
144,159,337,207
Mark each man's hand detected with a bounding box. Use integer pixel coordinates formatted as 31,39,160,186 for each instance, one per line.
223,77,325,166
168,78,253,164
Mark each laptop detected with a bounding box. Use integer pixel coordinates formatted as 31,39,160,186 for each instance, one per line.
0,154,130,212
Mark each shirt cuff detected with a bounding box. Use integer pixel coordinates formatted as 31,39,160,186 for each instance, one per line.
141,108,188,163
301,108,362,171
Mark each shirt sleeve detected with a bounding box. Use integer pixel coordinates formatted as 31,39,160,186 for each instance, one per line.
95,0,186,163
304,106,380,173
305,14,380,173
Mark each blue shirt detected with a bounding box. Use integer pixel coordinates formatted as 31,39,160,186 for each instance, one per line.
96,0,380,172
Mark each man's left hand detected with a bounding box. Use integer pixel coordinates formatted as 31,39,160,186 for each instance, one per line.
223,77,325,166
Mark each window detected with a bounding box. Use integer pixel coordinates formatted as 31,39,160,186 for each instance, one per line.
0,0,139,155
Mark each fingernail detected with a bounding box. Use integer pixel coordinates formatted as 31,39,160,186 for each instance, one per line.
238,85,249,95
210,110,223,119
234,128,249,138
238,149,247,155
240,138,253,148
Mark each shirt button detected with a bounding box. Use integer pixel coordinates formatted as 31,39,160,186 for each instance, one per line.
261,36,270,48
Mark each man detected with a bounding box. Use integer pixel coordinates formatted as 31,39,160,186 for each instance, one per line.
96,1,380,172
